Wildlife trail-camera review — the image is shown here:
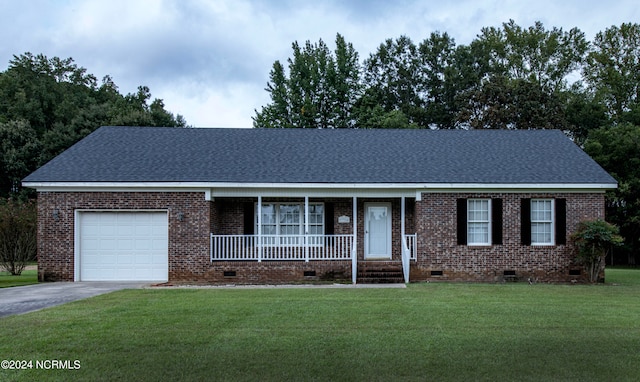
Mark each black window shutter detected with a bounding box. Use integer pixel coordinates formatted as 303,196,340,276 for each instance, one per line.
521,198,531,245
325,203,334,235
491,198,503,245
555,199,566,245
457,199,467,245
244,202,254,235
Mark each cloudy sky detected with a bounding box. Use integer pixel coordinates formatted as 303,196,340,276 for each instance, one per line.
1,0,638,128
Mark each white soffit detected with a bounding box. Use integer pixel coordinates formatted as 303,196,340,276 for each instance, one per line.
23,181,617,197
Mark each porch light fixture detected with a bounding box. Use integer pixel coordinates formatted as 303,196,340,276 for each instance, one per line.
52,209,60,221
177,212,185,222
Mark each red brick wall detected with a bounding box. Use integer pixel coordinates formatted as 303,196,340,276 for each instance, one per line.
37,192,210,281
202,261,351,284
38,191,604,284
412,192,605,282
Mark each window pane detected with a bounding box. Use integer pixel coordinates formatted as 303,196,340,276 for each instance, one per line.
467,199,490,244
255,202,324,238
261,204,276,224
307,203,324,235
468,200,489,222
257,204,277,235
530,199,553,244
468,222,489,244
531,200,552,222
531,222,552,244
262,225,276,235
280,205,300,224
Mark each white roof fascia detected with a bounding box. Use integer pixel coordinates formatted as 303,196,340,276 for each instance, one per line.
23,181,617,195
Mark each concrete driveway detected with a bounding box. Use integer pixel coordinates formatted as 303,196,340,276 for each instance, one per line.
0,282,147,318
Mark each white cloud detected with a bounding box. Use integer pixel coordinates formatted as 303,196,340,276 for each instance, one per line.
1,0,639,128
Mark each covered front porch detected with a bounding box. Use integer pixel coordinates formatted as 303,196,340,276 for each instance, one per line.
209,193,417,283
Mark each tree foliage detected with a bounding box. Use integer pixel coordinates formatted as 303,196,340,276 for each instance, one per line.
253,34,361,129
571,219,623,282
457,20,587,131
584,23,640,123
584,124,640,264
0,53,187,197
257,20,595,132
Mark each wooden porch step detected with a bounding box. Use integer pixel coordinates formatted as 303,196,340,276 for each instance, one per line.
357,261,404,284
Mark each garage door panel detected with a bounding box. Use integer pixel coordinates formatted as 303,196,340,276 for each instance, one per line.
117,254,133,264
135,239,152,250
99,238,118,250
117,225,133,236
152,239,168,250
134,254,152,264
83,238,100,250
79,212,168,282
134,225,153,236
100,254,117,265
82,254,100,265
152,225,167,235
117,239,135,250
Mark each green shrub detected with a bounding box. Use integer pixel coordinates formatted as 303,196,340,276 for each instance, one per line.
571,219,623,283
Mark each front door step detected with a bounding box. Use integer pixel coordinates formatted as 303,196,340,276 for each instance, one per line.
357,261,404,284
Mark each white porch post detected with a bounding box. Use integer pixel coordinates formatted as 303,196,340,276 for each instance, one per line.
304,196,309,262
257,196,262,262
401,197,406,239
352,196,357,284
401,196,409,283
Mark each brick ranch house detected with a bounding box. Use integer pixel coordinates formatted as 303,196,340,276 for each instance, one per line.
23,126,617,284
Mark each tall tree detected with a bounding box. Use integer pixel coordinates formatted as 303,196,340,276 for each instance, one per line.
584,124,640,264
253,34,360,129
252,61,291,129
584,23,640,123
418,32,458,128
457,20,588,131
0,53,187,197
0,120,41,195
358,36,425,127
331,34,362,128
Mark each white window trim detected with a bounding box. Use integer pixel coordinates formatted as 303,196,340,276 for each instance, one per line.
467,199,492,246
531,199,555,246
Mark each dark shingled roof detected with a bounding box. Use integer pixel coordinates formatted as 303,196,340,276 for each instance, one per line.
23,126,616,185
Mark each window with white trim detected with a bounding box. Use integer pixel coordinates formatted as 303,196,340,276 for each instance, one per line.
531,199,554,245
467,199,491,245
255,203,324,237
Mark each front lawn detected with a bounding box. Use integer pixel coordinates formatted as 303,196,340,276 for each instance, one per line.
0,269,37,288
0,268,639,381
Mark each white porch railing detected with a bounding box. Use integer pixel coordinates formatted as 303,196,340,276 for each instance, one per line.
210,234,353,262
401,234,417,283
404,234,417,261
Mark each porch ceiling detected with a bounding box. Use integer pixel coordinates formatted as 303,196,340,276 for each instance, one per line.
210,186,417,198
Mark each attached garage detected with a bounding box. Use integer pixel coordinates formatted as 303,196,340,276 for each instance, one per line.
76,211,168,282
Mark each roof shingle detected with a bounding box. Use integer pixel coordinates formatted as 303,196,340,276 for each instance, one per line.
23,126,617,185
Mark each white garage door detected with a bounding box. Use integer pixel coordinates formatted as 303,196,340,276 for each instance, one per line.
79,211,168,281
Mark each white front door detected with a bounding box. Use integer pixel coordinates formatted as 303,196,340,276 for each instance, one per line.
364,203,392,259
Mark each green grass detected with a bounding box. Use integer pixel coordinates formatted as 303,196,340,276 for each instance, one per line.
0,269,37,288
0,269,639,381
